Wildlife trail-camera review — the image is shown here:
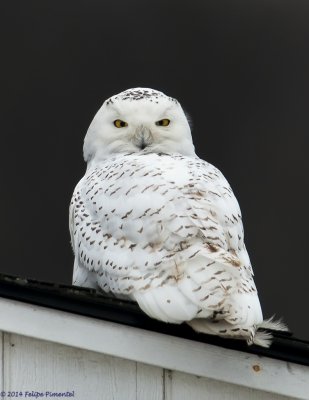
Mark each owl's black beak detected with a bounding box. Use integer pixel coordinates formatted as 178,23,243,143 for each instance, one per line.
133,126,153,150
140,139,147,150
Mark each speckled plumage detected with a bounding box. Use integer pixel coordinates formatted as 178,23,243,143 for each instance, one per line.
70,88,287,347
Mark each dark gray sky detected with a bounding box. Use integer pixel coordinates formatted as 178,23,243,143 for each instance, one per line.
1,0,308,339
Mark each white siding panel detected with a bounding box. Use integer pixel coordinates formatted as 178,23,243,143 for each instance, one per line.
0,332,3,392
0,331,303,400
137,363,164,400
4,334,137,400
0,299,308,399
165,370,297,400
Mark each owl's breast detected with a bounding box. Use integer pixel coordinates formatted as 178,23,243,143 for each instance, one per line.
83,154,182,243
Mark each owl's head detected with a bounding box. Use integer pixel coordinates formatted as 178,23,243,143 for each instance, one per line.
83,88,195,164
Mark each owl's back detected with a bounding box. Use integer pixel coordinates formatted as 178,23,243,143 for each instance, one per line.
70,152,261,329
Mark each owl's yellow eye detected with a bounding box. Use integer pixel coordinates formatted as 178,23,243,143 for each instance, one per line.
114,119,128,128
156,119,170,127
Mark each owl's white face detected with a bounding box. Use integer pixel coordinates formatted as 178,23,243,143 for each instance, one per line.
83,88,195,165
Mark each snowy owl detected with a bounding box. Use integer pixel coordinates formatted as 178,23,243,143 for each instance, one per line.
70,88,286,347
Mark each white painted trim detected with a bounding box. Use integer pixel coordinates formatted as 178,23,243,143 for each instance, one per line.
0,298,308,399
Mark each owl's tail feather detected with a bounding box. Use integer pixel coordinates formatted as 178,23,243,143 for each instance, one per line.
187,316,288,348
250,330,273,348
257,316,289,332
252,316,289,347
